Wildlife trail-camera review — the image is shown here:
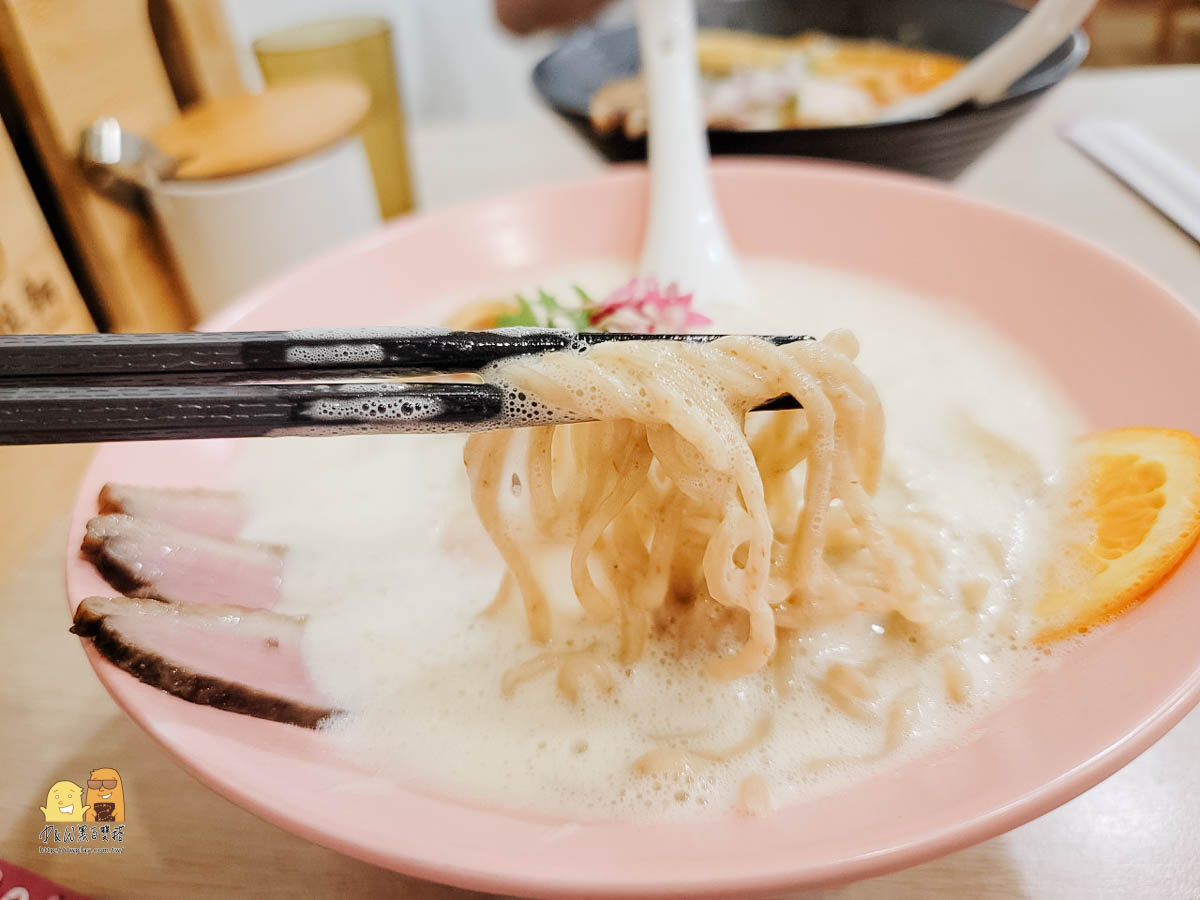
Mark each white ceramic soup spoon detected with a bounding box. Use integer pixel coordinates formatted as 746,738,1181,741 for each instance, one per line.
881,0,1097,122
634,0,746,313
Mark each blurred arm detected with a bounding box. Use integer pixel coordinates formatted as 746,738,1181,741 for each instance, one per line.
494,0,611,34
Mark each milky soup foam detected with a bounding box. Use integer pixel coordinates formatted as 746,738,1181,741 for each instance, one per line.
236,259,1085,821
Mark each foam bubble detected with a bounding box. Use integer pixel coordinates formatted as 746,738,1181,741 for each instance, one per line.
491,326,573,340
304,396,443,422
293,393,462,435
285,343,385,366
289,325,449,340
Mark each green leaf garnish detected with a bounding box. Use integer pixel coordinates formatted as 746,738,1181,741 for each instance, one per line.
493,286,603,332
495,294,539,327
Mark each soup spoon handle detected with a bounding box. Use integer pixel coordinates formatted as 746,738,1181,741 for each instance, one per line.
635,0,745,312
881,0,1096,122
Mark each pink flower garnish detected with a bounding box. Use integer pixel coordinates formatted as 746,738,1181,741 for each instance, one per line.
588,278,713,334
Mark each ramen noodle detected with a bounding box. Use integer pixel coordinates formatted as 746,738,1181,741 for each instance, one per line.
466,332,930,683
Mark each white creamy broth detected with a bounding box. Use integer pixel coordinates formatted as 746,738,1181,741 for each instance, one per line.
236,258,1085,821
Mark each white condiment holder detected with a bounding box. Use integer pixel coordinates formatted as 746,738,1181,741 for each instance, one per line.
149,137,380,319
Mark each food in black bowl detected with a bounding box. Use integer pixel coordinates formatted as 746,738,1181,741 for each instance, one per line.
532,0,1088,179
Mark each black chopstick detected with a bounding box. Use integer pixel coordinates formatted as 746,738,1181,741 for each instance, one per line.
0,329,813,385
0,382,507,444
0,329,808,445
0,383,801,445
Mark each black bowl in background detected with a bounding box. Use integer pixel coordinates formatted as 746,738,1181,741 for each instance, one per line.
532,0,1088,179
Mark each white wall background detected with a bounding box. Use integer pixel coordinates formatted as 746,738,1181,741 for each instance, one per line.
221,0,630,127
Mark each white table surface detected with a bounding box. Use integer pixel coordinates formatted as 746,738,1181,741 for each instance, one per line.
2,66,1198,900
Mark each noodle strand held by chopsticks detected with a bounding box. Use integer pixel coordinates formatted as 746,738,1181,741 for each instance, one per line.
463,332,930,680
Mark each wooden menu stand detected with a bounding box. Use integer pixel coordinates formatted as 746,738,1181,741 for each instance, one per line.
0,0,195,332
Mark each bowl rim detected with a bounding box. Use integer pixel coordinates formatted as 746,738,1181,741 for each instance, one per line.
531,0,1090,135
66,159,1200,899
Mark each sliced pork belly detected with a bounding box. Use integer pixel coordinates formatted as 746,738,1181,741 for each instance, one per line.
83,514,282,609
99,484,245,539
72,595,337,728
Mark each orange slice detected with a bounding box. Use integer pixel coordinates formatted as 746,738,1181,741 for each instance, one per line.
1036,427,1200,642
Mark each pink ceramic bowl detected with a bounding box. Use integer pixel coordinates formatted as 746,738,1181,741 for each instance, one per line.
67,161,1200,898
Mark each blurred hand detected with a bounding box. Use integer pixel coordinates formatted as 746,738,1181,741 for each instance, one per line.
494,0,612,34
